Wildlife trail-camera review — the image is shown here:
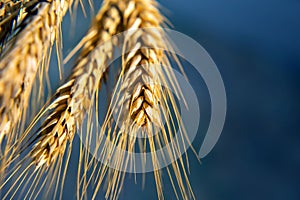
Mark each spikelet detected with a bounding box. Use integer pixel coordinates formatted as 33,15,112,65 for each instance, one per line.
80,0,195,199
0,0,124,199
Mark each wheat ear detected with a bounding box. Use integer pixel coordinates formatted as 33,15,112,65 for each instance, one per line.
0,0,74,198
0,0,124,199
0,0,73,188
0,0,72,157
81,0,195,200
29,0,124,169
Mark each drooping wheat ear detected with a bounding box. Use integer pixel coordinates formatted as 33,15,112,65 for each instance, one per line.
0,0,73,197
0,0,72,158
29,0,124,169
0,1,124,199
81,0,195,199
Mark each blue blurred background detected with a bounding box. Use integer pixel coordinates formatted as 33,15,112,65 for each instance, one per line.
58,0,300,199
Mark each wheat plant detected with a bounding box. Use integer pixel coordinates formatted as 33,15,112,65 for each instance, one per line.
0,0,196,199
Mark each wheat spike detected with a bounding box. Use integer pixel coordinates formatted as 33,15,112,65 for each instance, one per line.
29,0,124,168
0,0,74,198
30,0,124,174
80,0,195,200
0,0,124,199
0,0,72,155
0,0,73,187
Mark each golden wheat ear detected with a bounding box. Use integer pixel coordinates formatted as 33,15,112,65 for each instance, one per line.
80,0,195,200
0,0,74,198
0,0,73,162
0,0,123,199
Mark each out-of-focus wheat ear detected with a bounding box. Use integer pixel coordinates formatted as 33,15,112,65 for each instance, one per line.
0,0,72,160
84,0,195,199
0,0,123,199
